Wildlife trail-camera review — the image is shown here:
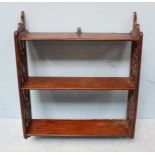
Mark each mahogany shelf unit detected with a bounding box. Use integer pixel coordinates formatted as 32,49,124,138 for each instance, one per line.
14,12,143,139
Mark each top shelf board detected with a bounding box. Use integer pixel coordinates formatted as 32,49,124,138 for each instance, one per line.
18,32,139,41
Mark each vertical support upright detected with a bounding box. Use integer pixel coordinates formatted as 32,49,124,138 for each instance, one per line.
14,11,32,138
127,12,143,138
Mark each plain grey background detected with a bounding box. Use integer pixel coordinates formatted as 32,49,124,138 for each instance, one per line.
0,3,154,119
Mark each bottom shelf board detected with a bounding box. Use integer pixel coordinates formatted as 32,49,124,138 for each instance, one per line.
26,119,129,137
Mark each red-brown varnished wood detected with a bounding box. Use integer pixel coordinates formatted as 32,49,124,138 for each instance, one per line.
22,77,136,90
26,119,129,137
19,32,140,41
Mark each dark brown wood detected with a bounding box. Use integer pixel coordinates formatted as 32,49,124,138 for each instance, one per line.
14,11,143,138
22,77,136,90
14,12,32,138
19,32,140,41
127,41,137,128
127,12,143,138
26,119,129,137
127,32,143,138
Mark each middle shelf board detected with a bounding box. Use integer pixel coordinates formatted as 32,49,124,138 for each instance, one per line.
22,77,136,90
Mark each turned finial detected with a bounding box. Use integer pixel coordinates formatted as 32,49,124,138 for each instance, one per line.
77,27,82,35
17,11,25,32
131,12,140,37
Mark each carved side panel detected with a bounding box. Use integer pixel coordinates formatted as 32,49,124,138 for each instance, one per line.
127,35,143,138
127,42,138,138
22,90,32,129
131,43,138,81
14,33,32,138
19,39,32,130
19,40,28,83
127,91,137,128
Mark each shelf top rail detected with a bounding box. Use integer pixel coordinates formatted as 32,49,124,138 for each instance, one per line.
15,11,142,41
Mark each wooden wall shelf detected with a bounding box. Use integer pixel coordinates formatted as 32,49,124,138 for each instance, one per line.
14,11,143,139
